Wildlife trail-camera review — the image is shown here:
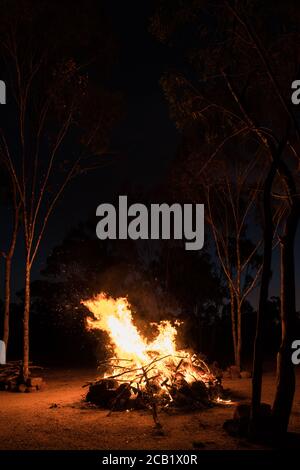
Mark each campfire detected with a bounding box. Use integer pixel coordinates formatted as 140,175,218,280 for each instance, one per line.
82,293,225,423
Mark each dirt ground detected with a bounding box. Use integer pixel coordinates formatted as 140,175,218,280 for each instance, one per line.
0,368,299,450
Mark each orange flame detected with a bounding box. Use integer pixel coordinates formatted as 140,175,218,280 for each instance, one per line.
82,293,215,393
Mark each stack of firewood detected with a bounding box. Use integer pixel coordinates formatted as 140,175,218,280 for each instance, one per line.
0,361,45,392
84,355,223,426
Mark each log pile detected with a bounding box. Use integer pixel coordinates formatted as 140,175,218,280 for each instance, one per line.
0,361,45,392
86,376,221,410
85,355,224,424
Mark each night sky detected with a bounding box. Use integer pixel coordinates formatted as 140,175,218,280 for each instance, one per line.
0,0,299,308
0,1,178,294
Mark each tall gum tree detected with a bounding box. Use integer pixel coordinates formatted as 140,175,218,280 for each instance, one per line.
0,169,21,353
151,0,300,437
0,0,122,381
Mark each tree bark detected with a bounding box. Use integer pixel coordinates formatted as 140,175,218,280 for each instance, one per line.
229,285,238,365
250,161,277,431
22,258,31,382
3,257,12,348
236,301,242,370
2,199,19,352
272,204,299,436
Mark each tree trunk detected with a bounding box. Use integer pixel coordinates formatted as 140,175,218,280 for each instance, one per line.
272,204,299,436
236,231,242,371
236,301,242,371
2,199,19,352
250,161,276,431
2,256,12,349
230,286,238,366
22,258,31,382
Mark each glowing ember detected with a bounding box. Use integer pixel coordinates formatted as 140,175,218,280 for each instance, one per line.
82,293,218,401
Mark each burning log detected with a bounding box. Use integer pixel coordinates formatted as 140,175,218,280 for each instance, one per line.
86,379,119,407
85,353,223,417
